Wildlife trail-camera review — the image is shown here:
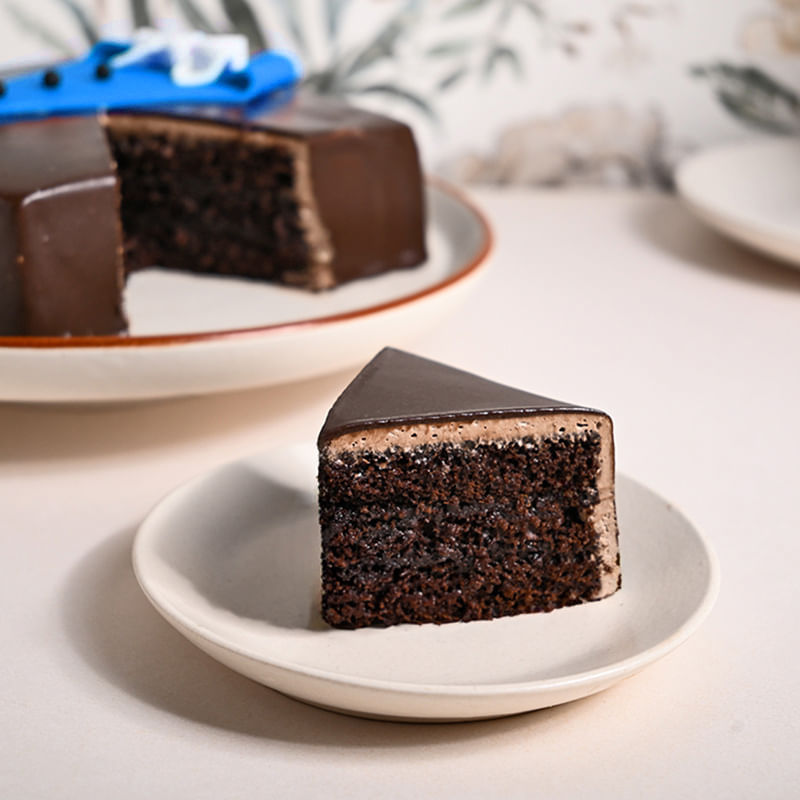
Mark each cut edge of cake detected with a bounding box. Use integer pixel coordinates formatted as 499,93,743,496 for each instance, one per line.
103,112,338,290
322,413,620,602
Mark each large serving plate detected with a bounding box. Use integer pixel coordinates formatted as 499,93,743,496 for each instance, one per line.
133,445,720,722
0,182,491,403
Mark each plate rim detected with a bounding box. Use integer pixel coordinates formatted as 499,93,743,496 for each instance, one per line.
676,137,800,258
132,448,721,701
0,178,492,350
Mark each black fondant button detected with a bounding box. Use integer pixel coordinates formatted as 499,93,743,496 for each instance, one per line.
0,80,6,97
42,69,61,88
229,73,251,90
95,63,112,80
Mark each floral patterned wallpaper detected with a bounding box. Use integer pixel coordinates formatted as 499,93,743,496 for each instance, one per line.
2,0,798,189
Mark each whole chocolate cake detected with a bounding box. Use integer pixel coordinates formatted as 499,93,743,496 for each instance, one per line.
0,37,426,337
317,348,620,629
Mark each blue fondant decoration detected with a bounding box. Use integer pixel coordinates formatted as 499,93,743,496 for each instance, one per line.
0,37,301,123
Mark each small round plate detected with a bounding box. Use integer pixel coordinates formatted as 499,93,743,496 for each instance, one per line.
132,445,720,722
0,182,491,403
676,137,800,268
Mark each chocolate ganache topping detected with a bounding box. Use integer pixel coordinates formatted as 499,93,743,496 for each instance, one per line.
318,348,602,446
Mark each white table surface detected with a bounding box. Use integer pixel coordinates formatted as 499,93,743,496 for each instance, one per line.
2,190,798,799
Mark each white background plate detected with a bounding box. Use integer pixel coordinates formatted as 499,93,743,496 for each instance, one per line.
676,137,800,269
0,183,491,403
133,445,720,722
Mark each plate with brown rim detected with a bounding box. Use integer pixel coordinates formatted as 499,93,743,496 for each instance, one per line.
0,182,491,403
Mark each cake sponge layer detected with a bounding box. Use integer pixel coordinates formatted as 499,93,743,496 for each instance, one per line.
319,413,620,628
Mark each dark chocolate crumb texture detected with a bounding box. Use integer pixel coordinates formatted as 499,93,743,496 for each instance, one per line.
317,348,620,629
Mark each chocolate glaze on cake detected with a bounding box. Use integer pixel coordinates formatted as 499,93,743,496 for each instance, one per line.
318,348,620,629
0,95,426,336
0,116,124,336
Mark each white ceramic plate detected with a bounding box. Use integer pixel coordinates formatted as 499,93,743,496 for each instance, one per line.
133,445,720,722
676,137,800,268
0,183,491,403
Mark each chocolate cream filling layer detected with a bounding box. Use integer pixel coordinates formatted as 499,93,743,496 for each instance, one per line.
322,412,620,599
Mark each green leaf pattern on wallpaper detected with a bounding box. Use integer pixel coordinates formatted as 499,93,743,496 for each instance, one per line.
1,0,799,188
0,0,597,117
692,64,800,135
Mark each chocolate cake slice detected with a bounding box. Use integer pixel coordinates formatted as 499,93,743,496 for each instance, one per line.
317,348,620,629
